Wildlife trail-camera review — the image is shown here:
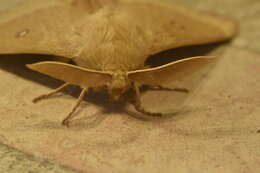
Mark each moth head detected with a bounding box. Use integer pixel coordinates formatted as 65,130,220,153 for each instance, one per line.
108,72,130,101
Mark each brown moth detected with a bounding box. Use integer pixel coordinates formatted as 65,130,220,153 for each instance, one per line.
0,0,237,126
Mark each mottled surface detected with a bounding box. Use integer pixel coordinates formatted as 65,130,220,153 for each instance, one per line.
0,0,260,173
0,144,77,173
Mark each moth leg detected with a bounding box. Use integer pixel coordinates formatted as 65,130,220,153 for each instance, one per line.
33,83,70,103
62,88,88,127
133,83,162,117
146,85,189,93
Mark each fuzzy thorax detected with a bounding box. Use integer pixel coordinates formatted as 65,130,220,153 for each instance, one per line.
73,4,149,71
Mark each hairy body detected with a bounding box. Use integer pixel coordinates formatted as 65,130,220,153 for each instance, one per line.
0,0,237,126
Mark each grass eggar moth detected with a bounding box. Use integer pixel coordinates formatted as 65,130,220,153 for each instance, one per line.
0,0,237,126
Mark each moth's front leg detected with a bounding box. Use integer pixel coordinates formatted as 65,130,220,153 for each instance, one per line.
33,83,70,103
32,83,88,126
144,85,189,93
133,83,162,117
62,88,88,127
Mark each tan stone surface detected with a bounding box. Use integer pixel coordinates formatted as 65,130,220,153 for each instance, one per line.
0,0,260,173
0,144,78,173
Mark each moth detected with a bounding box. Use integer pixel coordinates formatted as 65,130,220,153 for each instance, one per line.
0,0,237,126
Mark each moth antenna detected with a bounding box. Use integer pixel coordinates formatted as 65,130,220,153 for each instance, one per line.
62,88,88,127
128,56,215,86
33,83,70,103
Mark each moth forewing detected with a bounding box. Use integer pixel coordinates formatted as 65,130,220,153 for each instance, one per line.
121,0,237,54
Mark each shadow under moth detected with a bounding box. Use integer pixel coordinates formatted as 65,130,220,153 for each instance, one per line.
0,0,237,126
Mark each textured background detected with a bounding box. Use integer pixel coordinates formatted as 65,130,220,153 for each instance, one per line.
0,0,260,172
